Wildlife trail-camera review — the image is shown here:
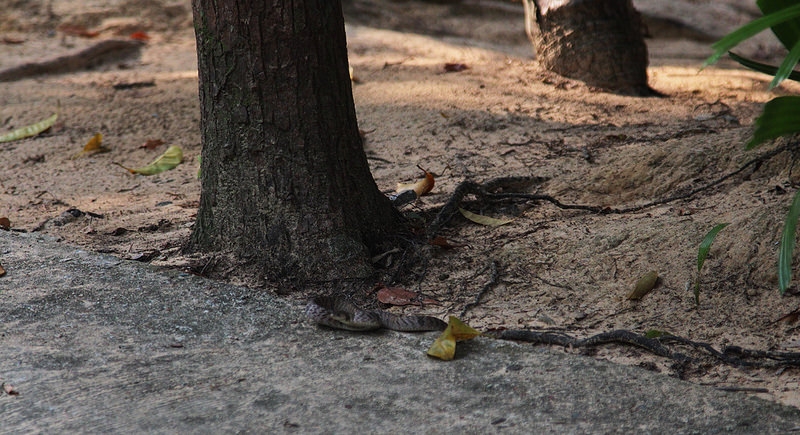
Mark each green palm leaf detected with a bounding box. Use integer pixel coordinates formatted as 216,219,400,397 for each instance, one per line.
704,4,800,67
779,189,800,294
747,96,800,149
728,52,800,82
771,40,800,89
759,0,800,49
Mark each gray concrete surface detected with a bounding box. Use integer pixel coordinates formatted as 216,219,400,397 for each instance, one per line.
2,230,800,434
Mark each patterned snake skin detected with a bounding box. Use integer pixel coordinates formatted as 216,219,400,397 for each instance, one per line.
305,296,447,332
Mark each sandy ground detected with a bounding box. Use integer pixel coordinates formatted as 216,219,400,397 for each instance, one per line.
3,0,800,408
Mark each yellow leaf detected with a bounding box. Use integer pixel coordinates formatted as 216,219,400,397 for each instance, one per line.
427,325,456,360
69,133,109,159
459,208,513,227
115,145,183,175
448,316,481,340
426,316,480,361
0,113,57,143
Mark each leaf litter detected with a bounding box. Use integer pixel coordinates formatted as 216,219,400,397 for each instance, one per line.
0,112,57,143
114,145,183,175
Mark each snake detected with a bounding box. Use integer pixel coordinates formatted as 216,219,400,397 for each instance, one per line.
305,296,447,332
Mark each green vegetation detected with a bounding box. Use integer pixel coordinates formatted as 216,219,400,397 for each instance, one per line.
705,0,800,294
695,223,729,304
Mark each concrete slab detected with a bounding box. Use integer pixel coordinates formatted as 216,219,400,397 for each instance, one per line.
2,231,799,433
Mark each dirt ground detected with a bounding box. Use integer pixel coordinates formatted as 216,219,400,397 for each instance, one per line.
3,0,800,408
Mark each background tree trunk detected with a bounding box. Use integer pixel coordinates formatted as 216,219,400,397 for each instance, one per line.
524,0,657,96
189,0,402,284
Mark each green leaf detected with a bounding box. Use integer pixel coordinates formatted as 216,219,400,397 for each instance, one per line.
747,96,800,149
697,223,729,273
704,4,800,67
759,0,800,49
695,223,729,305
728,52,800,82
779,189,800,294
770,39,800,89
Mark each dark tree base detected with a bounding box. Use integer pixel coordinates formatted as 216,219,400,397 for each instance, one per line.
189,0,402,285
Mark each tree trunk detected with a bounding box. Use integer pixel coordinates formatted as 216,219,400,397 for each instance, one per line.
189,0,402,284
523,0,657,96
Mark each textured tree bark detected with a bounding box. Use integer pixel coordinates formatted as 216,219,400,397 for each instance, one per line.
524,0,657,96
189,0,401,283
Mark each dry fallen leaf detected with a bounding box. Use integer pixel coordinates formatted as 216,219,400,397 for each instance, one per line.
459,208,513,227
628,270,658,300
0,112,57,143
0,262,6,277
0,217,10,230
115,145,183,175
448,316,481,341
427,329,457,360
376,286,440,306
70,133,109,159
396,166,435,197
129,31,150,41
427,316,481,361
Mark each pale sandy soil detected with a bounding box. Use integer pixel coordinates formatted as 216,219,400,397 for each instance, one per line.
3,0,800,408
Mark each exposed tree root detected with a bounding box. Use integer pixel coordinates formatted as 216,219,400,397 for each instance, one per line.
488,328,800,369
426,141,796,240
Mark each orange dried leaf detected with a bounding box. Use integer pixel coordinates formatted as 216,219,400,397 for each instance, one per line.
396,168,434,197
377,286,422,306
129,31,150,41
70,133,109,159
376,286,440,306
0,262,5,277
0,217,10,230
